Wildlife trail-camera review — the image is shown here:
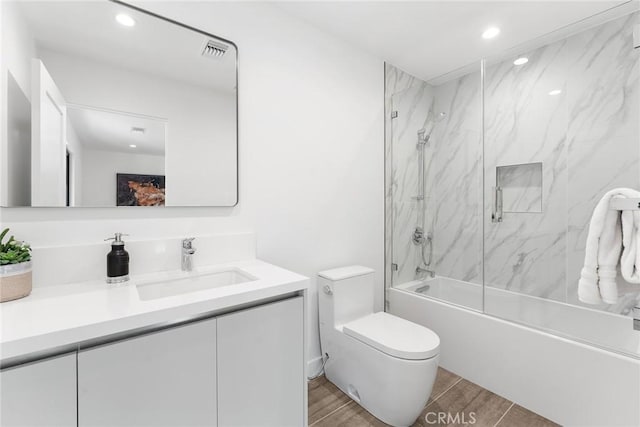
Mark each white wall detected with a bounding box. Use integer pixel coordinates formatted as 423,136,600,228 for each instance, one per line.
66,118,84,206
80,149,164,207
5,72,31,206
0,1,37,206
38,48,237,206
0,1,384,369
0,2,35,98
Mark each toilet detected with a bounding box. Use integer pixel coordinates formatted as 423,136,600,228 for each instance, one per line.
318,266,440,427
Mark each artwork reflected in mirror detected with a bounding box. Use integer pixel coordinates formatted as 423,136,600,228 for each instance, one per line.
66,105,167,207
117,174,166,207
1,1,238,208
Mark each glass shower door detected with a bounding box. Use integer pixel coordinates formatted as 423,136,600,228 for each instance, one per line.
387,63,484,312
482,10,640,358
389,85,433,288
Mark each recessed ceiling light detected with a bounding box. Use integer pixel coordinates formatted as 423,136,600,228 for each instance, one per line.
482,27,501,40
116,14,136,27
548,89,562,96
129,144,137,148
513,57,529,66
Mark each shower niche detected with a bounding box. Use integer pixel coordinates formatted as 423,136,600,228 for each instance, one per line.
496,162,543,214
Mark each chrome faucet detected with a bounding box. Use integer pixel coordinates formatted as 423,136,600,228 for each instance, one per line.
416,266,435,279
181,238,196,272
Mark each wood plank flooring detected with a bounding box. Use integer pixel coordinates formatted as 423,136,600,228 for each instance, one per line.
308,368,559,427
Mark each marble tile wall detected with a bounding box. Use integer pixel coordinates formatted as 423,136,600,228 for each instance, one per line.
385,10,640,316
484,31,569,302
484,11,640,313
385,64,436,286
391,86,436,284
385,63,482,291
497,163,543,213
431,70,483,285
565,12,640,314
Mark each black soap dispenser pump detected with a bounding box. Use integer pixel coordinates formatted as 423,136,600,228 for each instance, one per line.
105,233,130,284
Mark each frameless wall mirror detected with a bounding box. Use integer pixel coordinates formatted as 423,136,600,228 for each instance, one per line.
1,1,238,207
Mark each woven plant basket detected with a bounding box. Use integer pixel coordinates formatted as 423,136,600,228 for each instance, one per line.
0,261,32,302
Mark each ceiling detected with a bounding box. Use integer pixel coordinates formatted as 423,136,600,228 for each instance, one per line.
17,1,236,94
276,1,631,82
68,107,166,156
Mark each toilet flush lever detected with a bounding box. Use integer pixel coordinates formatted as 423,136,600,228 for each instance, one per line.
323,285,333,295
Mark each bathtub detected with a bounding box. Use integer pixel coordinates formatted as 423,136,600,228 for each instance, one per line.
397,277,639,356
389,278,640,426
397,277,483,311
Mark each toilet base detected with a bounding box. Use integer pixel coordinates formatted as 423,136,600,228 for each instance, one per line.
323,330,439,427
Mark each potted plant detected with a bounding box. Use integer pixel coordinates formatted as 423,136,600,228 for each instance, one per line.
0,228,32,302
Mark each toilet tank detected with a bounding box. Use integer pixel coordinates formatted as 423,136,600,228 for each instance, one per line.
318,266,375,328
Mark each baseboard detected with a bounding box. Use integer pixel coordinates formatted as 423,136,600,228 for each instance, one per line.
307,355,324,379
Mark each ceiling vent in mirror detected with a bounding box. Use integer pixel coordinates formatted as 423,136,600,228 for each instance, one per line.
202,39,228,59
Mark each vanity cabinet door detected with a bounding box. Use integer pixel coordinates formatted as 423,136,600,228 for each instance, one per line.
217,297,305,427
78,318,217,427
0,353,77,426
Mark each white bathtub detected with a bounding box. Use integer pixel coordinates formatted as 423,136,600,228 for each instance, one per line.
397,277,483,311
389,278,640,426
397,276,640,356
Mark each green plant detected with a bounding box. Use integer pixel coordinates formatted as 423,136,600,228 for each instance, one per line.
0,228,31,266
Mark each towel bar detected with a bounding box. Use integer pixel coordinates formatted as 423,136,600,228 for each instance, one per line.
609,198,640,210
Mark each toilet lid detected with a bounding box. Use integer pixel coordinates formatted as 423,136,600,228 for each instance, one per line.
343,312,440,360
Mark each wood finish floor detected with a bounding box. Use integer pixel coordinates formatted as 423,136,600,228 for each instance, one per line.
308,368,559,427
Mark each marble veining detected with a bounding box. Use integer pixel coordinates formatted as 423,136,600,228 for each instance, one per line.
431,69,483,285
390,81,435,284
565,12,640,313
385,63,482,297
497,163,543,213
484,32,569,302
485,11,640,311
385,10,640,323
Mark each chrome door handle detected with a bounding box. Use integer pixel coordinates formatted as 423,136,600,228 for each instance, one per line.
492,186,503,223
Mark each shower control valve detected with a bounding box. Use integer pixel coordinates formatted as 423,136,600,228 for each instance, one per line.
412,227,426,245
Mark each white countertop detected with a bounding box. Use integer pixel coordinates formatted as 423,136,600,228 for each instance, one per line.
0,259,308,363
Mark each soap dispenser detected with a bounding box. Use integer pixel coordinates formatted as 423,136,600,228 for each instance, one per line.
105,233,130,284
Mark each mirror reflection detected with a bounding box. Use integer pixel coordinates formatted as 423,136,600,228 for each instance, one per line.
2,1,238,207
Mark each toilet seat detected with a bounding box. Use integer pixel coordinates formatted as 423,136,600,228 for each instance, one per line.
343,312,440,360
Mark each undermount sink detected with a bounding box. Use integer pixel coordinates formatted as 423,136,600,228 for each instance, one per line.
136,268,257,301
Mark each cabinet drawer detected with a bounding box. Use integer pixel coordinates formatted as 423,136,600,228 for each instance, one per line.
217,297,304,427
78,318,217,427
1,353,77,427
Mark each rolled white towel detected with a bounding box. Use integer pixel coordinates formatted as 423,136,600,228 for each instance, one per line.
578,188,640,304
620,206,640,285
578,267,601,304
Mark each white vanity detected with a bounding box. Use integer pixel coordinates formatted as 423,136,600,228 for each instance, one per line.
0,235,309,427
0,1,309,424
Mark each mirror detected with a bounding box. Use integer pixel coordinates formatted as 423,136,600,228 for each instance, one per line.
1,1,238,207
